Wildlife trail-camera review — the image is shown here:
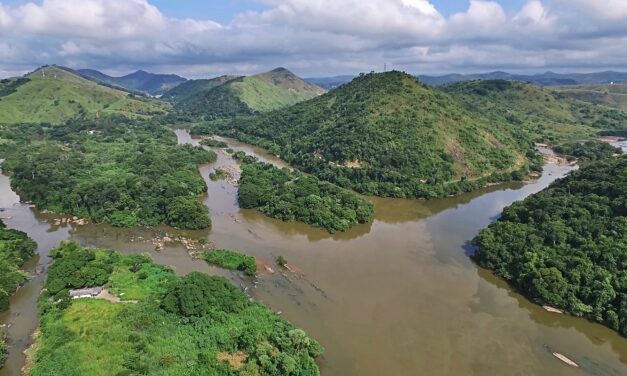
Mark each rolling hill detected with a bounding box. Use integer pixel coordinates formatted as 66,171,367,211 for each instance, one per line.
442,80,627,143
78,69,186,95
160,75,240,103
307,71,627,89
175,67,326,119
0,66,169,124
551,83,627,111
193,71,540,199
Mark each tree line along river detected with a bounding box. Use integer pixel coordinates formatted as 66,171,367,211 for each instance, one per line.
0,130,625,376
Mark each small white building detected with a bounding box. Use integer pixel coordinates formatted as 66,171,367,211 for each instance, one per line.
69,286,103,299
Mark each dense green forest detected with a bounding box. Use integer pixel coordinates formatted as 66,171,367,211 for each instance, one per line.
554,140,623,161
193,71,542,199
473,157,627,335
0,220,37,312
0,220,37,368
203,249,257,276
1,116,216,229
442,80,627,143
238,156,374,233
30,242,322,375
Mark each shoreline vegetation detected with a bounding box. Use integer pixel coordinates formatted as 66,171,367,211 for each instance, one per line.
28,241,323,375
0,116,216,229
473,156,627,336
0,219,37,368
237,155,374,233
203,249,257,276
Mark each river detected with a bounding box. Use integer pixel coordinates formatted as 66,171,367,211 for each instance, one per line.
1,130,626,376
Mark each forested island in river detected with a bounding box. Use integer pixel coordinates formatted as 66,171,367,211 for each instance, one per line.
0,60,627,376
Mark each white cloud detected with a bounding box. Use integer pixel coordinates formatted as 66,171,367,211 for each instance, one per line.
0,0,626,77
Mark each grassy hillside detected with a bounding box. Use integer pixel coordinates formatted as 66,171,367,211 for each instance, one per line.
194,71,541,199
552,83,627,111
0,66,169,124
30,242,322,375
473,156,627,336
78,69,186,95
176,68,325,119
161,75,240,103
442,80,627,143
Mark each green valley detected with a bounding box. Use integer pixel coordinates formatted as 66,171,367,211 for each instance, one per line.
0,66,169,125
28,242,322,375
442,80,627,143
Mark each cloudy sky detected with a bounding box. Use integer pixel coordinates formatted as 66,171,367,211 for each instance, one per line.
0,0,626,78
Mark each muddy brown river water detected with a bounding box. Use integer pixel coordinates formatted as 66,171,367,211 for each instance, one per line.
1,130,626,376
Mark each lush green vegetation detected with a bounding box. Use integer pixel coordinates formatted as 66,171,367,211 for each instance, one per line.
201,138,229,148
161,75,240,103
175,68,324,120
443,80,627,143
554,140,623,161
552,83,627,111
0,219,37,312
0,219,36,369
238,156,374,233
0,66,168,124
1,116,216,229
473,157,627,335
30,242,322,375
203,249,257,276
194,72,542,199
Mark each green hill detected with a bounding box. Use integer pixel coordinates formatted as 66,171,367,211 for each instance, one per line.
194,71,541,199
551,83,627,112
473,156,627,336
0,66,169,124
176,67,326,119
442,80,627,143
161,75,241,103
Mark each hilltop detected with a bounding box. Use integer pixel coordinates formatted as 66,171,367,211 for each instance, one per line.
78,68,186,95
194,71,540,199
551,83,627,111
161,75,240,103
174,67,326,119
442,80,627,143
0,66,169,124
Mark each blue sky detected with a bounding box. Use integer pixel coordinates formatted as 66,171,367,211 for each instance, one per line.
1,0,627,77
0,0,530,23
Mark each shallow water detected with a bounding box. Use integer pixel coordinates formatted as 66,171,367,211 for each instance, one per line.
1,132,626,376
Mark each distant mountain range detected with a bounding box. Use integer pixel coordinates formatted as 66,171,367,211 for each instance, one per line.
78,69,187,95
307,71,627,89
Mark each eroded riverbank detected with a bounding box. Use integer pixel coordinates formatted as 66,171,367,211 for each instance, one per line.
1,131,626,375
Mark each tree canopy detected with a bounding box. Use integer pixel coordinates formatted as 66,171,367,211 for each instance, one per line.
193,71,542,199
473,156,627,335
238,156,374,233
1,116,216,229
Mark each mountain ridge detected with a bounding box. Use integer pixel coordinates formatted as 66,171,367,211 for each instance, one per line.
78,68,187,95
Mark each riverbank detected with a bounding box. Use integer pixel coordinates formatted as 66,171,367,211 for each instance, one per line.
1,130,626,376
